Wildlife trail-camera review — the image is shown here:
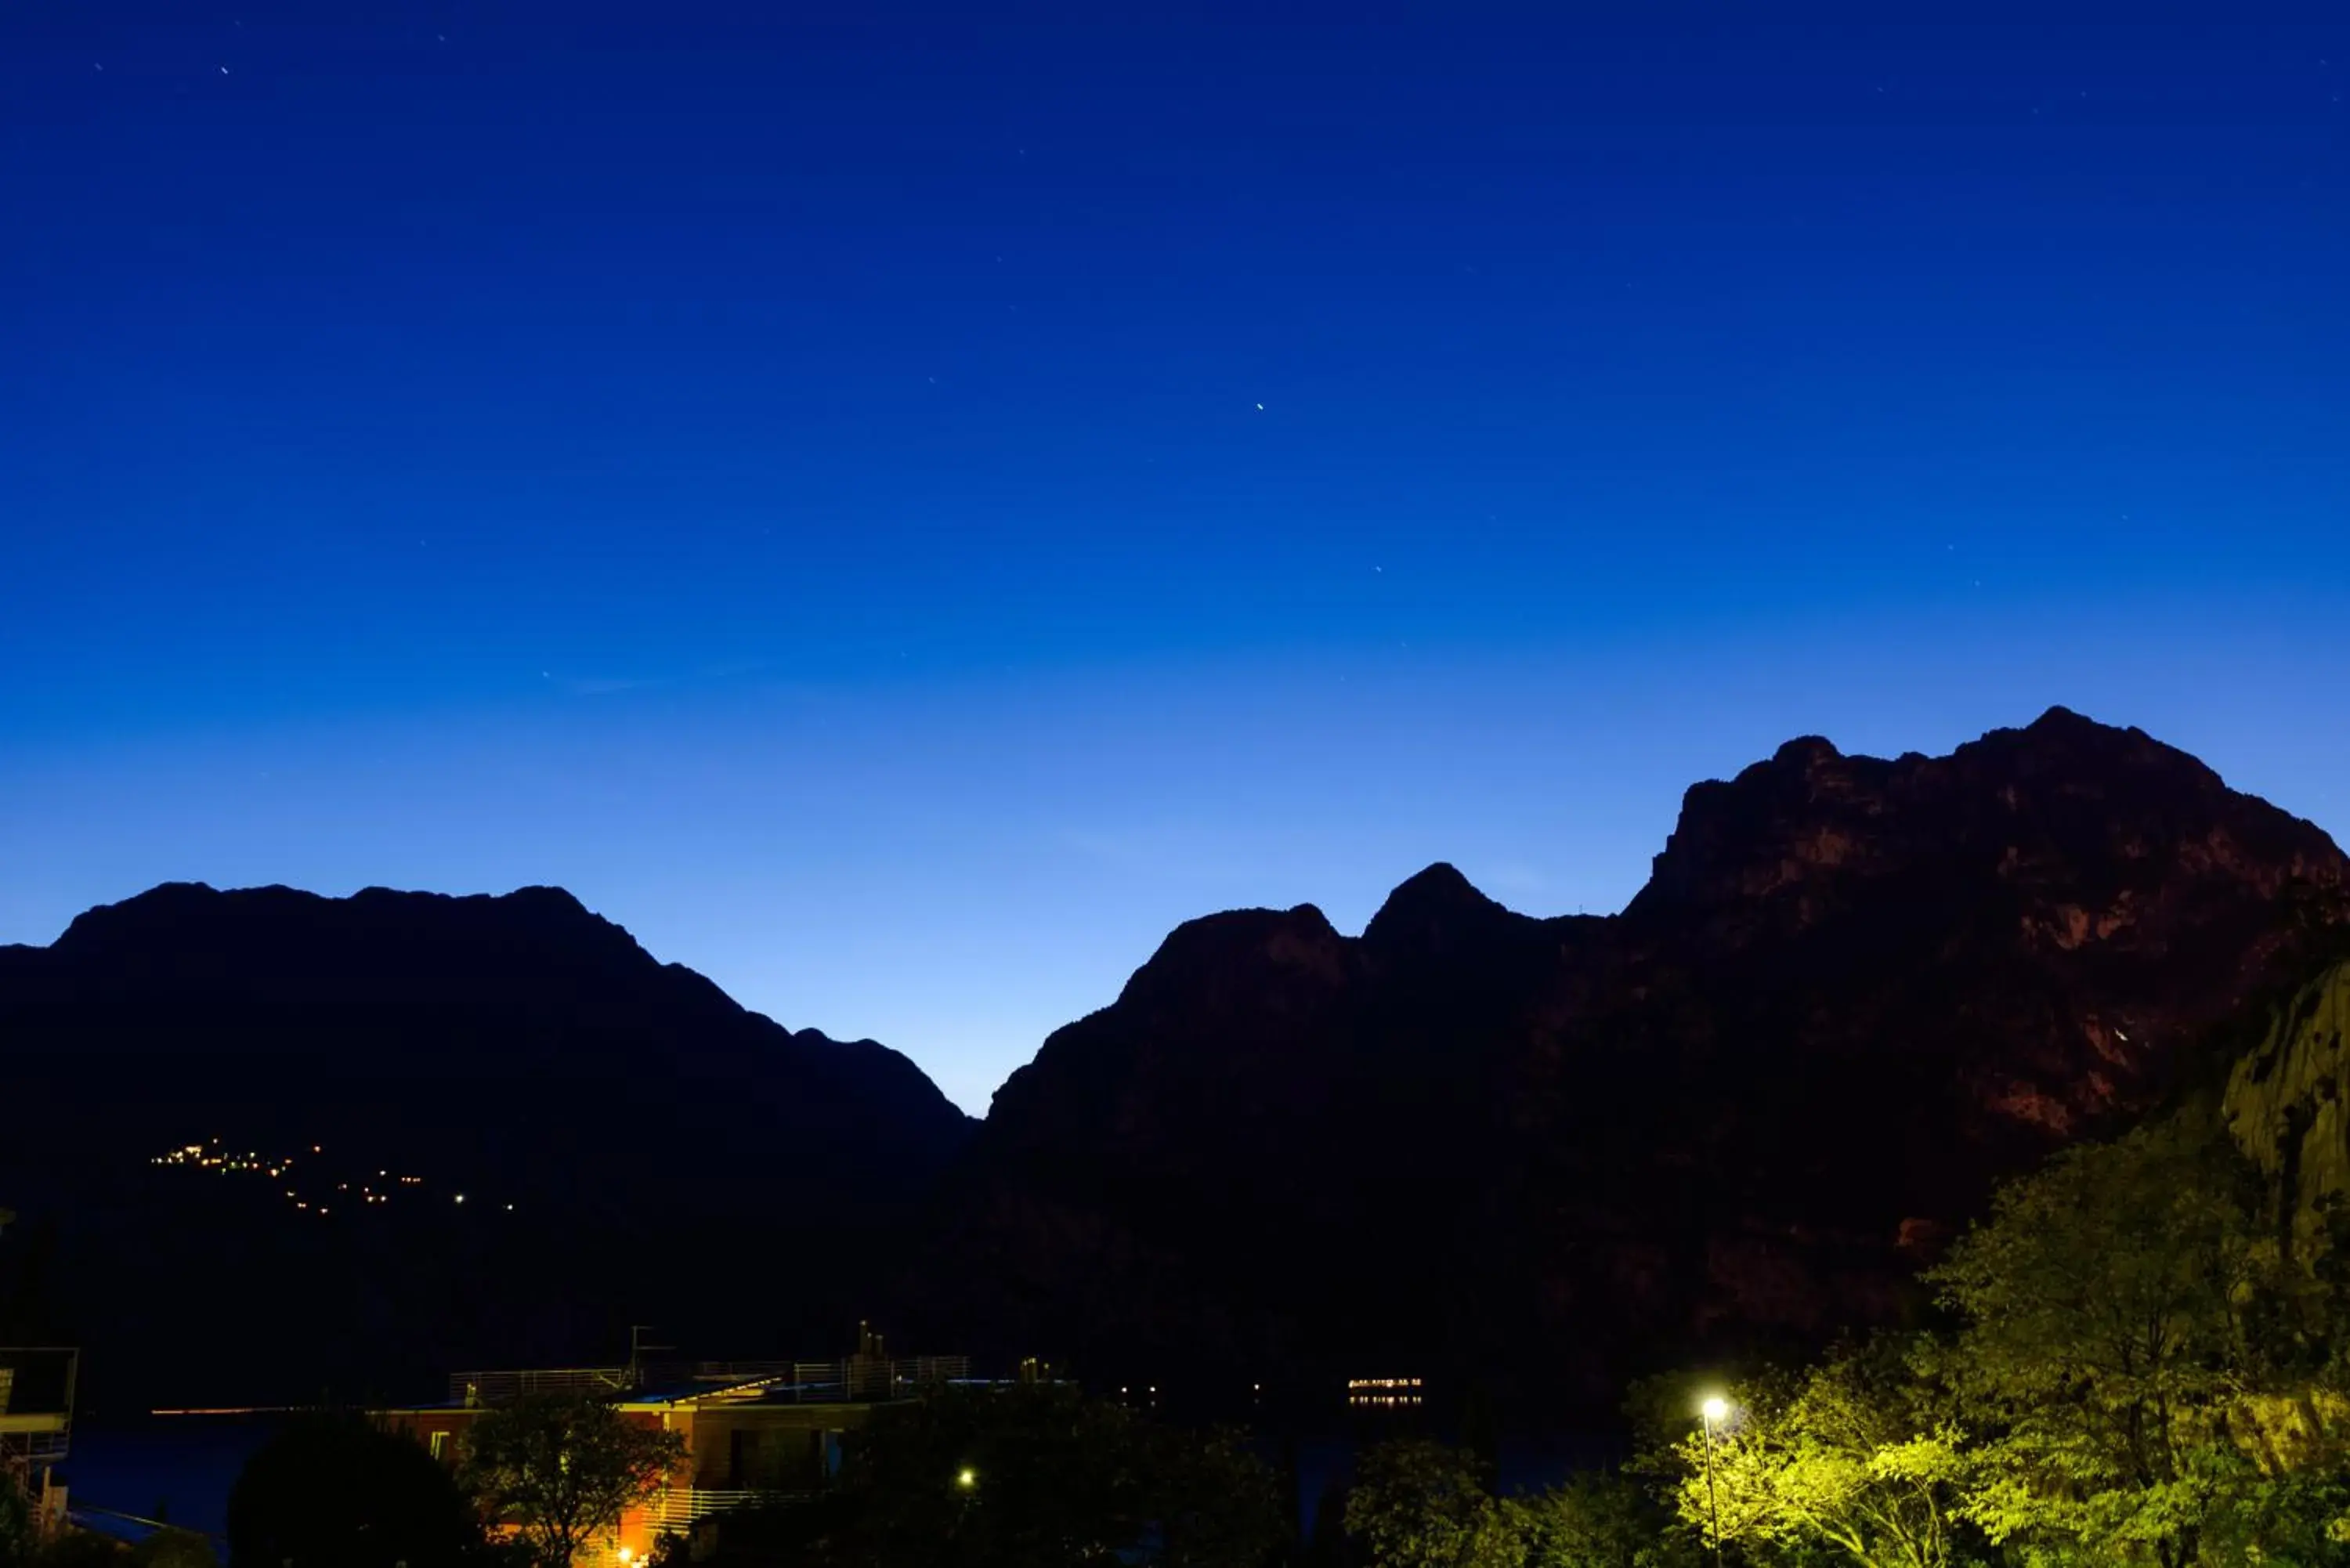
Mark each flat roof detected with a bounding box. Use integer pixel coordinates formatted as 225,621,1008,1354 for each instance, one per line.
0,1414,70,1434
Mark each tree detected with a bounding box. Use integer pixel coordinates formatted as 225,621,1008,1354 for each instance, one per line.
226,1414,488,1568
803,1382,1283,1568
1343,1442,1519,1568
459,1396,686,1568
1513,1471,1694,1568
1661,1340,1968,1568
0,1473,34,1568
127,1531,214,1568
33,1536,126,1568
1929,1111,2277,1568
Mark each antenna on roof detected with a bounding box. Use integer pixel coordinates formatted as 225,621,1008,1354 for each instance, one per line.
628,1325,673,1388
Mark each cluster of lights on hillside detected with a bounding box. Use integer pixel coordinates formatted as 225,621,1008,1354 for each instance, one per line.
150,1136,515,1219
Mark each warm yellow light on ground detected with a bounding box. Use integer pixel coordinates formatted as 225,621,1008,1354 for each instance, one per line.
1701,1396,1730,1423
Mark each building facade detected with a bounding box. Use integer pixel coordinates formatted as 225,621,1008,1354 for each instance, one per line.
380,1350,970,1565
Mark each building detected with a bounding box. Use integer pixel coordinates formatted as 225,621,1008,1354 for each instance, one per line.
1,1205,78,1541
1346,1375,1424,1410
378,1342,971,1566
0,1347,75,1516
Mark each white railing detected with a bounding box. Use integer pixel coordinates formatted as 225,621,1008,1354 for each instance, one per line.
451,1356,972,1407
643,1488,801,1528
450,1367,634,1405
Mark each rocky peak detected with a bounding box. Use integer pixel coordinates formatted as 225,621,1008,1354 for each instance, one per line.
1111,903,1352,1013
1628,710,2345,933
1361,862,1531,963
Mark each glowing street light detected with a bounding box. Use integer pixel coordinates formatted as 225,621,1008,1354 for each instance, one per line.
1698,1395,1731,1568
956,1467,978,1490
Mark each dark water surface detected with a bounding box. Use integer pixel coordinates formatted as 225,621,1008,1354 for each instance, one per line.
64,1417,284,1538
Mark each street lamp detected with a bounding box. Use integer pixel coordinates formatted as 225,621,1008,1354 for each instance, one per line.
956,1468,978,1490
1698,1396,1730,1568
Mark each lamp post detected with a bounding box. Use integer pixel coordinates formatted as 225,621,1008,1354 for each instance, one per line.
1699,1396,1729,1568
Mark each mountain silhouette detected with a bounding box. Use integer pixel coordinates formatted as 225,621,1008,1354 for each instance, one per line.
0,884,971,1408
929,708,2350,1413
9,709,2345,1419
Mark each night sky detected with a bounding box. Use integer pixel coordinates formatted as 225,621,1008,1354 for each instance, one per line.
5,6,2347,1111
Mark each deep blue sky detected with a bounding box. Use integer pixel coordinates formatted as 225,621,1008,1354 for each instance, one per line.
5,6,2347,1111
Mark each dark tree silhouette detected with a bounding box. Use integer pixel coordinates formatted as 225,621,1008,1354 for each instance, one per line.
800,1382,1284,1568
226,1415,484,1568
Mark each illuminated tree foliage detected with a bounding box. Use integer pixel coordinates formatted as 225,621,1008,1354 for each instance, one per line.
1663,1342,1968,1568
458,1395,685,1568
1928,1111,2284,1568
1627,1099,2350,1568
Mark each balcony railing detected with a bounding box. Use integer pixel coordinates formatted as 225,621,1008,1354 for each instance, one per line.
450,1367,635,1406
642,1487,804,1529
450,1356,970,1407
0,1348,78,1474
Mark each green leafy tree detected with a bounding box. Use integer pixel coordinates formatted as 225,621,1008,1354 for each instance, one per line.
1513,1471,1694,1568
1929,1111,2276,1568
1344,1442,1520,1568
768,1382,1281,1568
2193,1466,2350,1566
459,1395,686,1568
1662,1341,1968,1568
226,1414,489,1568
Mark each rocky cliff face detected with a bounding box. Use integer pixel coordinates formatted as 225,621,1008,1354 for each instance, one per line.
940,709,2350,1408
2227,959,2350,1241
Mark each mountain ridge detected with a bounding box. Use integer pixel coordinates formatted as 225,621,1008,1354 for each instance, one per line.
932,706,2350,1409
0,880,972,1407
8,706,2345,1417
